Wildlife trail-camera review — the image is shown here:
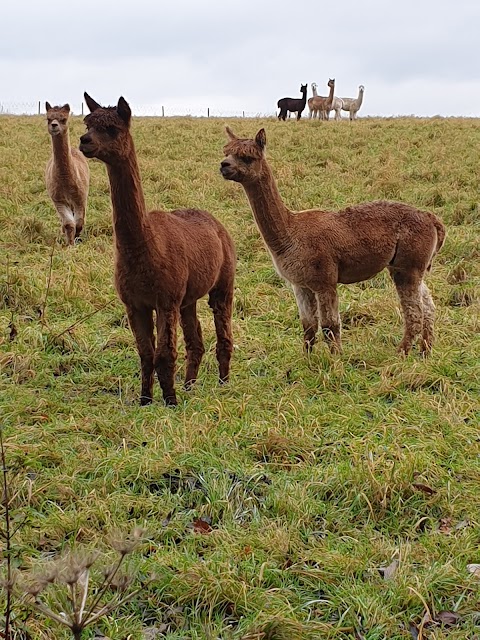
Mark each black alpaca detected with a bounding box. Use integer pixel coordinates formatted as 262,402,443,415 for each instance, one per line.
277,84,308,121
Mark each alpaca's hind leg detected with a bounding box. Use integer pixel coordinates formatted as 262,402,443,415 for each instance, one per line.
391,270,424,355
208,287,234,384
292,285,318,352
180,302,205,389
154,307,179,406
55,204,75,246
419,281,435,355
315,287,341,353
126,306,155,405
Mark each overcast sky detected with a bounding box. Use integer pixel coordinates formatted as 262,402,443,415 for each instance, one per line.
2,0,479,117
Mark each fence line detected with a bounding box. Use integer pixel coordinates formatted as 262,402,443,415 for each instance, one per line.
0,101,273,118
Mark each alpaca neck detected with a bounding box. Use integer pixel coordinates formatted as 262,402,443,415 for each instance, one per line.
312,85,318,97
51,131,72,175
106,144,150,252
328,84,335,102
242,164,291,255
357,89,364,107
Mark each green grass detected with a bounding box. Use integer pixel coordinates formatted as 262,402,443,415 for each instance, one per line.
0,114,479,639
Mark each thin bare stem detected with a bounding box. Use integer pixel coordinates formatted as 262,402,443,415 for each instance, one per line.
0,427,12,640
84,553,125,622
50,297,116,342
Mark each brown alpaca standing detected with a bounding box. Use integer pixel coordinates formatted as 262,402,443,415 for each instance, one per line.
80,93,235,406
45,103,89,245
310,79,336,121
220,128,445,356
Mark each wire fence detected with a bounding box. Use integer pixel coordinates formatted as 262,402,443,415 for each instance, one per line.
0,101,274,118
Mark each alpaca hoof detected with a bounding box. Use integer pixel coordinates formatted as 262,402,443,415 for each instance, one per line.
74,236,83,244
219,376,229,386
140,395,153,406
164,395,178,407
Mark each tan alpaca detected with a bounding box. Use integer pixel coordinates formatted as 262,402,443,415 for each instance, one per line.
341,85,365,120
45,103,89,245
310,79,336,121
220,128,446,356
80,93,235,406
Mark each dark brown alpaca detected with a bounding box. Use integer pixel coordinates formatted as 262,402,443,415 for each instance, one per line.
277,84,308,121
220,127,446,356
79,93,235,406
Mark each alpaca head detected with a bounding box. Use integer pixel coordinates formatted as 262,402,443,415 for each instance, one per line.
220,127,266,184
359,85,365,92
46,102,70,137
300,84,308,94
311,82,317,91
79,93,132,164
328,78,335,89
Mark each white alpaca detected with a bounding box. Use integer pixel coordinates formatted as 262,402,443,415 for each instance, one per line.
341,85,365,121
308,83,319,119
329,96,343,121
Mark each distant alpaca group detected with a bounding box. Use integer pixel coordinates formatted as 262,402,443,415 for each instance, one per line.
42,93,445,405
279,80,365,121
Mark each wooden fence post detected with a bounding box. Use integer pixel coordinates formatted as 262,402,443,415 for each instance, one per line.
207,107,210,118
162,106,165,117
81,102,84,116
38,101,41,115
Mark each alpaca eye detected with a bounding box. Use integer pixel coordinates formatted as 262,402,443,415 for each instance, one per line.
106,126,118,137
243,156,254,165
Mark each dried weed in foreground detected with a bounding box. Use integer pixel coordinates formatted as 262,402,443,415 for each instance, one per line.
22,528,147,640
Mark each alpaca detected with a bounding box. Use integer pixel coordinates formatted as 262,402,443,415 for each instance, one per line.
45,102,89,245
308,83,319,119
341,85,365,120
80,93,235,406
220,128,445,357
277,84,308,121
309,79,336,121
329,95,344,121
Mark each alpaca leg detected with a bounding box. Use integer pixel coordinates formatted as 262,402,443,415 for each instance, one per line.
126,306,155,405
55,203,76,246
292,285,318,352
419,281,435,355
209,287,234,384
180,302,205,389
154,308,179,406
391,270,424,355
74,205,86,239
315,287,341,353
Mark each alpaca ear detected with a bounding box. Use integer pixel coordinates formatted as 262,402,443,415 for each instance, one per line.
45,101,52,112
225,126,238,140
84,92,102,113
117,96,131,125
62,104,70,113
255,128,266,151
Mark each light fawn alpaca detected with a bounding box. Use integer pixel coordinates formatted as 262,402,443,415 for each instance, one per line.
220,128,445,357
309,81,343,120
80,93,235,406
45,103,89,245
309,79,336,121
341,85,365,120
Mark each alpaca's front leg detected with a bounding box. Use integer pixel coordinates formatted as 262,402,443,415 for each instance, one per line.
315,287,342,353
292,285,318,352
73,205,86,240
55,203,76,246
155,307,179,406
126,306,155,404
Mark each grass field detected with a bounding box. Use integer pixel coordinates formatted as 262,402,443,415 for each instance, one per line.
0,114,479,639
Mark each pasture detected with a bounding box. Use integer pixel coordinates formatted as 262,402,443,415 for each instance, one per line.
0,114,479,639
